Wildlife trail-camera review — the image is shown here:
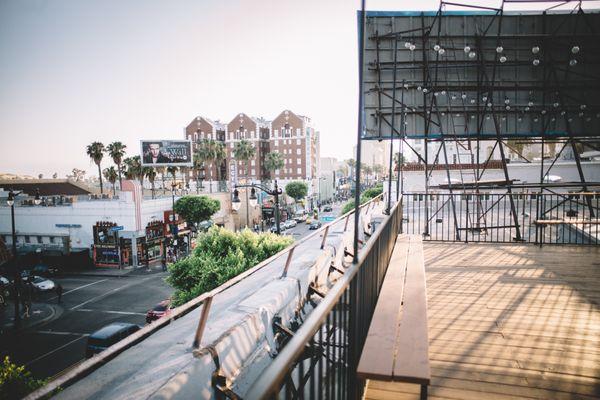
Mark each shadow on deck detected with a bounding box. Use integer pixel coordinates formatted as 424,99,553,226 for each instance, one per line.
366,242,600,400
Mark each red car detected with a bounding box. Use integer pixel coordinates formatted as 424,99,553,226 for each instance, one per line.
145,300,171,323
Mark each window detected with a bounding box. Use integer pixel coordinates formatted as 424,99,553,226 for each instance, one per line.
296,139,301,145
297,159,301,165
251,169,256,175
251,160,256,166
274,140,278,147
297,168,302,174
296,149,301,155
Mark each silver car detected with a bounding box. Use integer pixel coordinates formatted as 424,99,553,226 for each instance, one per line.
30,276,56,292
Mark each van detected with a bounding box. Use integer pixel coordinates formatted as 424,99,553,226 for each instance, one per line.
86,322,141,358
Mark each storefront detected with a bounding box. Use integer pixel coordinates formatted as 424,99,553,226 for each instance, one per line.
144,220,164,263
92,221,121,267
163,210,190,260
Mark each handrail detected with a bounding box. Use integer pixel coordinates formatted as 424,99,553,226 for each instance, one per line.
26,194,385,400
246,197,401,399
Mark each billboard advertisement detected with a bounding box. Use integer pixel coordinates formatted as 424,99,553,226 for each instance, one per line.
140,140,193,167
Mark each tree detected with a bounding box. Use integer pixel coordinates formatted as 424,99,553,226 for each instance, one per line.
103,166,118,196
0,356,49,399
174,195,220,226
233,139,256,179
144,167,157,198
167,166,178,184
192,156,204,193
264,151,284,181
37,174,43,179
214,142,227,187
346,158,356,179
86,141,105,194
106,141,127,189
166,227,292,306
52,172,58,179
372,164,384,179
123,156,142,181
69,168,86,181
394,152,405,171
285,181,308,202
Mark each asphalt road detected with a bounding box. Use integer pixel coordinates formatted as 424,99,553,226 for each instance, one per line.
281,203,343,240
0,272,172,380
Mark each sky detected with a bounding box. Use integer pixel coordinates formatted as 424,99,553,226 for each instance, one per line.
0,0,581,178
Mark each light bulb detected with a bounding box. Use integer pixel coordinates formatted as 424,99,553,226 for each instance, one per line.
571,46,580,54
580,104,587,110
438,48,445,55
504,98,510,104
404,42,411,48
518,117,522,122
434,92,439,96
534,118,539,122
468,51,476,59
568,117,573,122
441,90,446,95
553,102,559,108
532,46,540,54
470,99,476,104
525,107,530,111
541,110,547,115
569,59,578,66
455,114,460,117
482,96,488,101
502,116,506,121
487,102,493,108
434,44,440,51
422,88,428,93
417,86,422,91
464,45,471,53
451,94,457,100
500,56,507,63
533,59,540,66
579,112,584,117
461,93,467,100
505,106,511,110
551,117,556,122
560,110,566,116
409,44,416,51
471,115,475,119
528,101,534,107
496,46,503,53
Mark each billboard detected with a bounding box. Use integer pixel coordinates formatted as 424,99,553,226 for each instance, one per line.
140,140,193,167
361,10,600,140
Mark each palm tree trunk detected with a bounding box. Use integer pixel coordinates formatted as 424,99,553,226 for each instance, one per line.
117,163,122,190
209,164,213,193
151,181,155,199
97,163,104,194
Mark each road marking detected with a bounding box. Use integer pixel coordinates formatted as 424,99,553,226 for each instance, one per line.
69,276,155,311
47,278,109,301
26,335,87,367
75,309,146,316
37,330,89,336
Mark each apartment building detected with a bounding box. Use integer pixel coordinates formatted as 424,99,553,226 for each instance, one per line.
183,110,321,190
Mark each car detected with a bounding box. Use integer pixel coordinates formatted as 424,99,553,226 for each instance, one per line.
309,220,322,230
86,322,141,358
32,264,59,277
0,276,11,300
284,220,297,229
323,205,333,212
146,300,172,323
29,276,56,292
305,217,312,224
294,214,307,222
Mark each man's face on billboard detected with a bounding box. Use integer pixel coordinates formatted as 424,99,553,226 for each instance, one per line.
149,143,161,157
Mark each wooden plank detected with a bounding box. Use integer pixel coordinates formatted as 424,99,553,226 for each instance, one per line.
357,234,409,381
393,235,430,385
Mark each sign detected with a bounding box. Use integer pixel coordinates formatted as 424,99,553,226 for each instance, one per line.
229,160,238,188
321,216,335,222
109,226,124,232
55,224,82,228
140,140,193,167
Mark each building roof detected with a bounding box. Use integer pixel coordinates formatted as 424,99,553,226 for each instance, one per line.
0,179,94,196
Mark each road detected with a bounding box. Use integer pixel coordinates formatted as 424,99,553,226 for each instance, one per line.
0,272,172,380
280,203,343,240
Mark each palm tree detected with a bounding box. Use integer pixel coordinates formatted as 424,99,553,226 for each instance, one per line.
264,151,284,182
195,139,216,192
214,142,227,191
192,154,205,193
233,139,256,181
361,164,373,186
373,164,384,179
346,158,356,179
394,152,405,172
166,166,178,186
144,167,157,199
123,156,142,181
86,142,105,194
106,142,127,189
103,166,118,196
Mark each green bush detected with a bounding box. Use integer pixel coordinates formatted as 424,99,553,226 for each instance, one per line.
360,184,383,203
0,356,48,400
166,227,293,306
341,200,356,215
174,195,220,225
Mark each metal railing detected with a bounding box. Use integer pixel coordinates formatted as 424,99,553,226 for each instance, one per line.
246,197,403,399
26,194,388,400
403,192,600,245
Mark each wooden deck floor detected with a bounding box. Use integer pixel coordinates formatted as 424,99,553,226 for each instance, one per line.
364,242,600,400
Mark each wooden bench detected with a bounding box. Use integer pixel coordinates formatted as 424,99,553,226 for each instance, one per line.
357,234,430,399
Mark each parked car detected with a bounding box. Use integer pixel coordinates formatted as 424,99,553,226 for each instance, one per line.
32,264,59,277
305,216,313,225
323,205,333,212
29,276,56,292
146,300,172,324
86,322,141,358
294,213,307,222
309,220,322,230
284,220,297,229
0,276,11,300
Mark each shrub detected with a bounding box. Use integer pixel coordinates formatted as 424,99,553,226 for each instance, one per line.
174,195,220,225
166,227,293,306
360,184,383,203
341,200,356,215
0,356,48,400
285,181,308,202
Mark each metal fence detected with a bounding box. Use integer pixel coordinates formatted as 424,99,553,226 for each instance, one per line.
246,198,403,399
403,192,600,245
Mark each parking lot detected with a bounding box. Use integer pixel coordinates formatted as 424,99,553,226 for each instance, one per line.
0,271,172,379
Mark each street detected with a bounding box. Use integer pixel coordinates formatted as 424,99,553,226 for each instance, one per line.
0,271,172,380
280,203,343,240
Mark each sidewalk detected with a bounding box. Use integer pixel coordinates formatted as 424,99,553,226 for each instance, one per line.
64,260,168,278
0,301,63,335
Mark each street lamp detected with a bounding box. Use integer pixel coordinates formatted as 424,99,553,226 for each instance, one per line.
6,189,40,329
233,181,283,234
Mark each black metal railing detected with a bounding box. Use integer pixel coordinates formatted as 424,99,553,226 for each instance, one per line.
246,197,403,399
403,192,600,245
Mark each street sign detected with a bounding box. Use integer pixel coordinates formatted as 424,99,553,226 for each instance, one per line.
55,224,82,228
321,216,335,222
109,226,124,232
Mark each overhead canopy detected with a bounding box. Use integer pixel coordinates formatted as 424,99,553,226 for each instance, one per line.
0,179,94,196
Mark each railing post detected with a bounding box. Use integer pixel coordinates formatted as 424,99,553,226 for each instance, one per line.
320,226,330,250
281,245,296,278
193,296,213,349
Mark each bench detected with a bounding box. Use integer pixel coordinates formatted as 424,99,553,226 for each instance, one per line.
357,234,430,399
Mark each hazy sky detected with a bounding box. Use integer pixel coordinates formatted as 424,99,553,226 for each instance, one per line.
0,0,581,177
